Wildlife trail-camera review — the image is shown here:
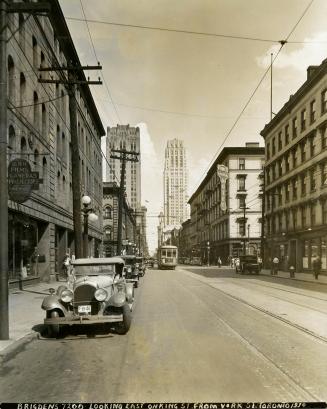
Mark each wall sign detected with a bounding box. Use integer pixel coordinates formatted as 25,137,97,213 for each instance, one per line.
8,159,42,204
217,164,229,211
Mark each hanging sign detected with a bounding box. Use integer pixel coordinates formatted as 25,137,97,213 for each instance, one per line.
8,159,42,204
217,164,229,211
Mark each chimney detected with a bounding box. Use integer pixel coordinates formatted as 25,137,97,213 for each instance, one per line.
307,66,318,80
245,142,260,148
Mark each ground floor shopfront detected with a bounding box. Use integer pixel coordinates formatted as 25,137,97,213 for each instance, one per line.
8,203,102,284
265,228,327,273
196,237,261,265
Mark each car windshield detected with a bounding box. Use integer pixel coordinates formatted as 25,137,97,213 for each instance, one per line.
124,259,135,265
73,264,115,276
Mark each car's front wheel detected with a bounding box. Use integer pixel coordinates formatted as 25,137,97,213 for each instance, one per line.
47,310,61,338
116,303,132,335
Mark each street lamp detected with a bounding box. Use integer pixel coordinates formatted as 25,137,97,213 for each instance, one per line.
81,195,98,258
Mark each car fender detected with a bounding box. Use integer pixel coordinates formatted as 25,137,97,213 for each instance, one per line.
41,295,67,315
125,282,134,303
108,292,126,307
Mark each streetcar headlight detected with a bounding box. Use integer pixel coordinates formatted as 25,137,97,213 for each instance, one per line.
95,288,108,302
60,289,73,303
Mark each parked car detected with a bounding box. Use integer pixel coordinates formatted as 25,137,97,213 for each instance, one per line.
235,255,259,274
41,257,134,337
136,256,146,277
190,257,202,266
122,255,140,288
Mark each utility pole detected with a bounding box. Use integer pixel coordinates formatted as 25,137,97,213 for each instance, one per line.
0,0,50,340
39,64,102,258
260,171,265,264
110,149,139,255
241,204,249,256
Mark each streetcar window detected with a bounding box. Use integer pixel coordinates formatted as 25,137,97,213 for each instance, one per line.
172,249,177,257
161,250,167,257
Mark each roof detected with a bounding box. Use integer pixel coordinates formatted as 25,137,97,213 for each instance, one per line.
121,255,137,259
260,58,327,137
159,245,178,249
71,257,125,265
48,0,105,137
188,146,264,203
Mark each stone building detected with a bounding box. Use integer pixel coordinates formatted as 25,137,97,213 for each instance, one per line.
261,59,327,272
188,144,264,264
102,182,136,257
7,0,105,283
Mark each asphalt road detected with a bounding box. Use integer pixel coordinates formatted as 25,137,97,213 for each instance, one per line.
1,266,327,402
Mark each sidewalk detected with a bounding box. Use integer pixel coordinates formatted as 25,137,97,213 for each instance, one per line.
259,268,327,285
0,280,61,360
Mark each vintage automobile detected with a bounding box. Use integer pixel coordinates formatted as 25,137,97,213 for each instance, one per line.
235,255,260,275
121,255,139,288
190,257,202,266
41,257,134,337
136,256,146,277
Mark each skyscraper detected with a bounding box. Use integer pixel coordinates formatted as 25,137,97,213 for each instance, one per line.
163,139,189,227
106,125,141,210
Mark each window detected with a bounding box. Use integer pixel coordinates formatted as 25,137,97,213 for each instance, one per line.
301,142,306,162
278,132,282,151
285,183,290,202
322,200,327,224
310,169,316,191
239,221,246,236
301,207,307,228
310,99,316,124
8,125,15,151
238,176,246,191
321,163,327,186
272,138,276,156
20,73,26,109
239,196,245,208
285,124,290,145
321,126,327,149
33,92,40,131
292,117,297,138
285,154,290,172
301,109,306,131
278,160,283,177
292,149,297,168
301,174,306,196
293,179,298,199
267,143,270,160
239,158,245,170
292,209,297,230
8,56,15,102
321,89,327,114
310,203,316,226
310,135,315,157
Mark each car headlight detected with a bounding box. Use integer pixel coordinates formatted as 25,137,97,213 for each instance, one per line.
60,289,73,303
95,288,108,302
127,267,132,273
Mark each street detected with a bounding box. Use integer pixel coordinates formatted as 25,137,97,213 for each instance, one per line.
1,266,327,402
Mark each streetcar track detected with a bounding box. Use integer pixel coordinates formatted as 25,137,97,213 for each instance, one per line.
182,269,327,344
174,271,320,401
224,279,327,316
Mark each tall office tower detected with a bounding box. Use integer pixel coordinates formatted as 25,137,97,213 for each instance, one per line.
106,125,141,210
163,139,189,226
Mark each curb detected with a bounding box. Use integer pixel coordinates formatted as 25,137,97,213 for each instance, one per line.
259,271,327,286
0,331,38,364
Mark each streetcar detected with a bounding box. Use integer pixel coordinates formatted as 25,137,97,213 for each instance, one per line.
158,245,178,270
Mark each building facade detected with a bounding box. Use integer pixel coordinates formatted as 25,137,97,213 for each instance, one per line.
261,59,327,273
163,139,189,227
7,1,105,283
102,182,136,257
106,124,141,211
187,144,264,264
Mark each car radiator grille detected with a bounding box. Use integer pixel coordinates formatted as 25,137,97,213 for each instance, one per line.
73,285,100,314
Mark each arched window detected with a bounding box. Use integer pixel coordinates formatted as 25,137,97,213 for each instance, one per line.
42,103,47,137
20,136,27,153
62,132,66,163
8,125,15,151
7,55,15,102
33,92,40,130
56,125,61,158
104,206,112,219
32,36,38,68
42,157,48,191
19,14,25,50
34,149,39,171
20,73,26,108
104,226,112,240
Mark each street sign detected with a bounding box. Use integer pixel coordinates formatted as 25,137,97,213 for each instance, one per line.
8,159,42,204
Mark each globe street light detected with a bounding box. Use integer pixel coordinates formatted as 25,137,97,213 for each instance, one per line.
81,195,98,258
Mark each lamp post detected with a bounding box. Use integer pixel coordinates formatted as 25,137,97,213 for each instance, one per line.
207,241,210,266
81,195,98,258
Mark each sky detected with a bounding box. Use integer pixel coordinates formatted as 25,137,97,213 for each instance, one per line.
59,0,327,254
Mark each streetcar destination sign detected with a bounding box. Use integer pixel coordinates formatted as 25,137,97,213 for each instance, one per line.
8,158,43,203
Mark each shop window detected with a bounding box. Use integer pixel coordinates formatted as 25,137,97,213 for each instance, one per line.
303,240,309,269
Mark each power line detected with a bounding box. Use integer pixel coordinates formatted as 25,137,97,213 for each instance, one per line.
79,0,122,124
64,16,309,45
193,0,315,192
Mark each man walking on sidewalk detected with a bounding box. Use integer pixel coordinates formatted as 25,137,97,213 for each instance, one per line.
312,256,321,280
272,256,279,275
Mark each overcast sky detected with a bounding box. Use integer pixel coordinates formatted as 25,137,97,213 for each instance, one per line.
59,0,327,253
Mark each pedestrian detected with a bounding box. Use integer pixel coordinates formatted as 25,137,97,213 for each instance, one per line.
312,256,321,280
257,256,263,272
272,256,279,275
62,253,71,279
217,257,222,268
